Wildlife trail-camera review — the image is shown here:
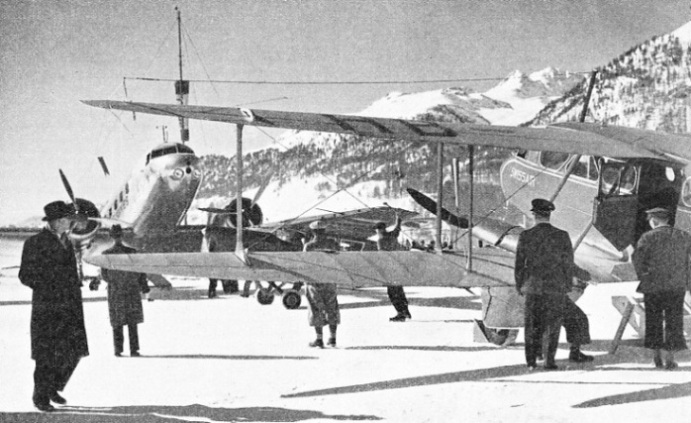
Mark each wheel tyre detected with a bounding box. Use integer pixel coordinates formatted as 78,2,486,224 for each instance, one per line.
256,289,274,305
282,291,301,309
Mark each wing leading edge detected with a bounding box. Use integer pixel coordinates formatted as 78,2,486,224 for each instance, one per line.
82,100,691,163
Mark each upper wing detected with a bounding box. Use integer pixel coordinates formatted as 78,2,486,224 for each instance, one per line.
82,100,691,163
84,249,515,288
260,206,418,243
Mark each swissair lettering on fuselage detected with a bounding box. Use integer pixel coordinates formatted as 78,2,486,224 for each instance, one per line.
509,167,535,187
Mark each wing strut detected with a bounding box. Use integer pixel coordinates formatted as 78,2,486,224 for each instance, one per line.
235,124,247,263
467,145,474,271
435,143,444,253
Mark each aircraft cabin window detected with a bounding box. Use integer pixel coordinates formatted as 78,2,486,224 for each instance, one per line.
114,200,118,210
125,183,129,194
177,144,194,154
540,151,570,171
600,163,638,196
682,177,691,207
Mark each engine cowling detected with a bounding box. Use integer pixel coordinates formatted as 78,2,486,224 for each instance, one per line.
210,197,263,228
68,198,102,245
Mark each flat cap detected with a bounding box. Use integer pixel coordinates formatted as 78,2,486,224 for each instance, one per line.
530,198,555,214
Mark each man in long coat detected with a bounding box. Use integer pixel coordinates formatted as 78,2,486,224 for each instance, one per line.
515,198,574,371
101,225,149,357
632,207,691,369
19,201,89,412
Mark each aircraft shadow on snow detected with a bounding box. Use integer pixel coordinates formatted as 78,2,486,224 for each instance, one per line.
282,339,691,408
0,404,381,422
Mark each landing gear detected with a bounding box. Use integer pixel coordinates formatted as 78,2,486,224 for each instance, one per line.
256,287,274,305
282,290,302,309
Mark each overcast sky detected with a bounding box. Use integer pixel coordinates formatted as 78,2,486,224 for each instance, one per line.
1,0,689,225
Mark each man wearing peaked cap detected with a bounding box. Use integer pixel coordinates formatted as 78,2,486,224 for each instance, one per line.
515,198,593,370
529,198,555,215
19,201,89,412
633,206,691,370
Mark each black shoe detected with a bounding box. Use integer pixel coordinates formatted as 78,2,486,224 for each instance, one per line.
327,338,336,347
544,362,559,370
115,352,122,357
389,314,406,322
34,402,55,412
50,393,67,405
665,360,678,370
404,311,412,319
131,351,141,357
309,339,324,348
569,350,594,363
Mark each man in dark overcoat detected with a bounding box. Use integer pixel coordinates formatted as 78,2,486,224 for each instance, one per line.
101,224,149,357
632,207,691,369
515,198,574,370
374,214,412,322
19,201,89,412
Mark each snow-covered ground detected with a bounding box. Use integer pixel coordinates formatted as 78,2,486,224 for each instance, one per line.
1,259,690,423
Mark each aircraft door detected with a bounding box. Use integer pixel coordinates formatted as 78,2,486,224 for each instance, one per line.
592,160,639,251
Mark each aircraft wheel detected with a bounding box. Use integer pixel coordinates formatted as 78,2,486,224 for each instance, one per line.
282,290,302,309
256,288,274,305
485,328,519,346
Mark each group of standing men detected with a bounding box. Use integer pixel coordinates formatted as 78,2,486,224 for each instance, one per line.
19,201,149,412
516,198,690,371
17,196,691,411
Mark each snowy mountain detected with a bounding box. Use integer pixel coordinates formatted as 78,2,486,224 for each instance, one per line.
529,21,691,132
191,21,691,226
190,67,583,225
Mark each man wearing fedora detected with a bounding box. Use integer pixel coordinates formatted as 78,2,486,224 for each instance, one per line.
374,214,412,322
19,201,89,412
303,220,341,348
515,198,575,370
100,225,150,357
632,207,691,369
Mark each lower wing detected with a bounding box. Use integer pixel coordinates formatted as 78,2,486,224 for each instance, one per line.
84,250,516,289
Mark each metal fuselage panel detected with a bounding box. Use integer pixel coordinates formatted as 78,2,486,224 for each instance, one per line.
101,152,202,236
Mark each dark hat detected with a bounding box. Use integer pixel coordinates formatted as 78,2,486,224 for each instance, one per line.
530,198,555,215
42,201,75,221
373,221,387,230
110,224,123,237
645,207,670,219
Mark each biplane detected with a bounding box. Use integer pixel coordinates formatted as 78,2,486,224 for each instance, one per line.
80,98,691,341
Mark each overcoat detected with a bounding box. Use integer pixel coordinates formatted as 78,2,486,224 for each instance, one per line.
18,229,89,363
101,242,148,327
632,226,691,293
514,222,574,295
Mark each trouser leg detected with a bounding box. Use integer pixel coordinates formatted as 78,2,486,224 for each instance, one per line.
128,324,140,353
543,295,565,364
662,292,687,351
387,286,408,314
563,297,590,346
113,326,124,354
524,294,541,365
33,360,53,405
644,293,664,350
54,356,79,392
